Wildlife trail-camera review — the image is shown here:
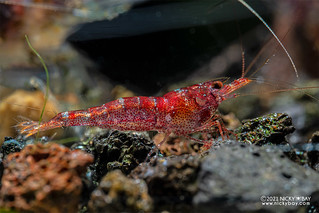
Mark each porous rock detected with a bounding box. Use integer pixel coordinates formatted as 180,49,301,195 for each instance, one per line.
0,143,93,213
153,133,200,156
89,170,152,212
236,113,295,145
193,141,319,212
72,130,153,184
130,155,200,205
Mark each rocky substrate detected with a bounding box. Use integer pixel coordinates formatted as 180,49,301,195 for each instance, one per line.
0,113,319,212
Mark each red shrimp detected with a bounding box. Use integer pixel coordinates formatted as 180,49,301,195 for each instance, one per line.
18,77,251,147
17,0,297,149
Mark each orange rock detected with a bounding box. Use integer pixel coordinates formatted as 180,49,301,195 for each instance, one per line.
0,143,93,213
0,90,62,141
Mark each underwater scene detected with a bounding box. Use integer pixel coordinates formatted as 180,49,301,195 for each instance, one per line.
0,0,319,212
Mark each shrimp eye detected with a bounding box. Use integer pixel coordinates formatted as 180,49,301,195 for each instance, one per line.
213,81,223,89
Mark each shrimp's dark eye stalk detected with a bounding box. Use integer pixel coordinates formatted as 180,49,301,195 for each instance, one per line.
213,81,223,89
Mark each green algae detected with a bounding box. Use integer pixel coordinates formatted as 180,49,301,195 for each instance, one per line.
236,113,295,145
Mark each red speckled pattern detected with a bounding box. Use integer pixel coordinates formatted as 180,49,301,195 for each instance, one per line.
19,78,251,138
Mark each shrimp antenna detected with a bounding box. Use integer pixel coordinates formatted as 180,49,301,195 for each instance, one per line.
241,51,245,78
243,37,272,77
237,0,299,80
237,87,319,102
234,19,245,78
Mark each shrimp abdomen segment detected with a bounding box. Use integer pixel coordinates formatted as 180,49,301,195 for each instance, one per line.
99,96,160,131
